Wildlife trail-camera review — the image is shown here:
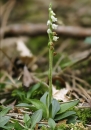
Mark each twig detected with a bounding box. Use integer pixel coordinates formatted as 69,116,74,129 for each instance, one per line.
0,81,21,88
63,73,91,88
1,24,91,37
0,48,12,61
0,48,18,72
32,75,49,88
53,55,64,72
0,0,16,38
2,71,19,88
10,118,25,128
76,83,91,107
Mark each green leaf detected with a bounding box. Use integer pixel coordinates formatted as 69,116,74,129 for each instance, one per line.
48,118,56,130
0,107,11,117
12,89,25,101
24,114,30,124
52,99,60,118
67,115,77,124
55,111,76,121
31,109,42,129
0,125,13,130
14,121,23,130
0,116,11,127
23,114,31,128
27,83,40,98
16,103,36,111
40,92,48,105
26,119,31,128
58,100,79,114
16,103,31,107
26,99,48,118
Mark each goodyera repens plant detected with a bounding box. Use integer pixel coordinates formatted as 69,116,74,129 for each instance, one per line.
47,4,59,105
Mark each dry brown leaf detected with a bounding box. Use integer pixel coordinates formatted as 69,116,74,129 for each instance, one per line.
23,66,36,88
57,119,67,126
16,39,37,71
52,83,70,101
16,39,33,57
0,37,37,74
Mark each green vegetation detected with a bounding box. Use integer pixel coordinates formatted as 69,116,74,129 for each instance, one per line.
74,108,91,124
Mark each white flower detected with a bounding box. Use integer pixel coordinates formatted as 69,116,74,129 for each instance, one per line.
47,20,51,26
53,36,59,41
52,24,58,29
47,29,52,34
51,10,55,16
51,15,57,22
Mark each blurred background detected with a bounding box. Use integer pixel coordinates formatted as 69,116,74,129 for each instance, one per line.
0,0,91,86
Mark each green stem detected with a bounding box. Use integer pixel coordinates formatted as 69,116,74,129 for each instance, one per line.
48,46,53,105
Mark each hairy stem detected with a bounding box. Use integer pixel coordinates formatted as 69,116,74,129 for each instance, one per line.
48,47,53,105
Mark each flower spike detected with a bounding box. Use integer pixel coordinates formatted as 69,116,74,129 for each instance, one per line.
47,3,59,44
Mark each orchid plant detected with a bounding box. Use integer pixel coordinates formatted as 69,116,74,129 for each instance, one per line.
47,3,59,105
13,4,79,130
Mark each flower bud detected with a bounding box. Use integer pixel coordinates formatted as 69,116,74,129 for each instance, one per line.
51,10,55,16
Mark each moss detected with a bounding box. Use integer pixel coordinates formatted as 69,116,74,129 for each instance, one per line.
56,124,67,130
40,123,88,130
73,107,91,124
68,123,88,130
